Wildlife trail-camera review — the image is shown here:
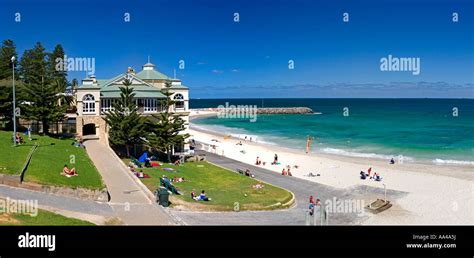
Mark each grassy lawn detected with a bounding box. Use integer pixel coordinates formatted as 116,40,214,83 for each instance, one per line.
0,209,94,225
125,159,293,211
0,131,104,190
0,131,35,175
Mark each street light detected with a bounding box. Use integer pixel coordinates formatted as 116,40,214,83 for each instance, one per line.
382,183,387,203
11,56,16,146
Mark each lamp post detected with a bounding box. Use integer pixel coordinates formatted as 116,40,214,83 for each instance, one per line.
11,56,16,146
383,183,387,203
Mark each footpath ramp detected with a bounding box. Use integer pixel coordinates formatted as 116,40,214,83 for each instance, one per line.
83,140,177,225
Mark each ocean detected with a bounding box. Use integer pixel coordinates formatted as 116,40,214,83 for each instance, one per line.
190,99,474,165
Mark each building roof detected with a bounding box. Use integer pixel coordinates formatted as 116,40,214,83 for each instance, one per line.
77,59,188,98
135,69,170,80
170,84,188,89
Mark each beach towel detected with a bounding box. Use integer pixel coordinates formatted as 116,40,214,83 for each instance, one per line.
135,173,150,178
138,152,148,163
151,162,160,167
163,167,174,171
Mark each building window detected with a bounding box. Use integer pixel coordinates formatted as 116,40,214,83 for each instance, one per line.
174,94,185,109
143,99,157,113
101,99,114,113
82,94,95,114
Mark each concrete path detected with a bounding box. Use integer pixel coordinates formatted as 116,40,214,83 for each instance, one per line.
168,147,408,225
0,185,116,224
83,140,178,225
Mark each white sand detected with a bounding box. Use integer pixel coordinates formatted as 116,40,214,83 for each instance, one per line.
189,112,474,225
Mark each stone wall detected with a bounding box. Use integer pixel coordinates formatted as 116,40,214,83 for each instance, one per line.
13,181,109,202
76,115,108,144
0,174,22,187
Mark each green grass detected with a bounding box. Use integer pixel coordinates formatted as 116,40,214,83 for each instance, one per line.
0,131,34,175
125,159,293,211
0,209,94,225
0,131,104,190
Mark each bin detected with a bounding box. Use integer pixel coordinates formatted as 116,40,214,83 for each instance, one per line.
156,187,170,207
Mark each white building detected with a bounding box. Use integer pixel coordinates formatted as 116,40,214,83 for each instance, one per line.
72,60,190,153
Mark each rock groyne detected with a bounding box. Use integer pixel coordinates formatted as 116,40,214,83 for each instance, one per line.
257,107,313,114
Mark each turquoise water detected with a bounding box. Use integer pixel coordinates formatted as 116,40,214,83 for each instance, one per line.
191,99,474,165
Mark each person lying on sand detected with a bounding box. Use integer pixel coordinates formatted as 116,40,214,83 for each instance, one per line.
236,141,243,146
61,165,78,177
373,172,383,181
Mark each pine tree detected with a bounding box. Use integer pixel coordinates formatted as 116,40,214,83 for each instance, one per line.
47,44,67,82
20,76,66,134
16,42,68,134
0,40,19,129
104,78,146,157
19,42,49,85
0,39,17,80
146,81,189,162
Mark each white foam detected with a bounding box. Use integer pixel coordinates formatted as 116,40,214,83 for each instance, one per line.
321,147,415,161
190,124,277,145
432,159,474,166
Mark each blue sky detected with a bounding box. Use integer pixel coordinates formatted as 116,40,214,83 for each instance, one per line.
0,0,473,98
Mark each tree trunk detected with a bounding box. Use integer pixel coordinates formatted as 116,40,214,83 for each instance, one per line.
43,120,49,135
126,145,130,158
167,146,171,162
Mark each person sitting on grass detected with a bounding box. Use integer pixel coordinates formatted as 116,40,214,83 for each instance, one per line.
61,164,78,177
174,159,181,166
199,190,211,201
15,132,24,144
191,190,200,201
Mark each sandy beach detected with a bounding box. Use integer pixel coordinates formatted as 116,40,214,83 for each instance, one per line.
189,110,474,225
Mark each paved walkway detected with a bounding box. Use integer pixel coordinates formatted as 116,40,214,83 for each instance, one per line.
168,147,408,225
0,185,115,223
83,140,177,225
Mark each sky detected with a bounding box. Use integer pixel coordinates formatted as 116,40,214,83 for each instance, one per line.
0,0,473,98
